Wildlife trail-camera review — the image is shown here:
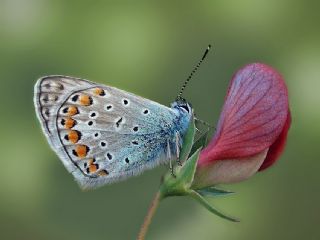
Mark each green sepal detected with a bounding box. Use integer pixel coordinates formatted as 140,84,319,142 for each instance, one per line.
179,115,196,162
188,190,239,222
160,148,201,198
159,117,198,198
197,187,235,197
190,130,208,157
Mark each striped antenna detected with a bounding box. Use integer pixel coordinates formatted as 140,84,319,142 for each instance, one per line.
176,44,211,100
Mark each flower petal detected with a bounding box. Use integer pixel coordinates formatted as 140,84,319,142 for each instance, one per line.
193,150,268,189
259,110,291,171
199,63,289,166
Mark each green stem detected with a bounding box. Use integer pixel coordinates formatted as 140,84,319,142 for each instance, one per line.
137,191,162,240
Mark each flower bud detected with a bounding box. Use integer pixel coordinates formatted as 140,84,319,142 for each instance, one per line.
193,63,291,189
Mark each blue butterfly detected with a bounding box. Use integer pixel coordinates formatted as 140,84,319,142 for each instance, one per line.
34,46,210,189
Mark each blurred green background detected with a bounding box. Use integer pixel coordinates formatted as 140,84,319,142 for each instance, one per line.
0,0,319,239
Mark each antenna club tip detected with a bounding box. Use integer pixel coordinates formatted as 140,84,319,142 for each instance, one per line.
208,44,211,49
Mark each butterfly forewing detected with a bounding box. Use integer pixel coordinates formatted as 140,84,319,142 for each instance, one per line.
34,76,182,189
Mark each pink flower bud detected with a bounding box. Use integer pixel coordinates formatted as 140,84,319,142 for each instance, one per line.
193,63,291,189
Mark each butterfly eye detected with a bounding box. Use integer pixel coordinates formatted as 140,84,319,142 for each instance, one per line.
180,105,190,113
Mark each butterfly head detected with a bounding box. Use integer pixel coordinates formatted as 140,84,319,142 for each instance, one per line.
171,98,193,117
172,44,210,119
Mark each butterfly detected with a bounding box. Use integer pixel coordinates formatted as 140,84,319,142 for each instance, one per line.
34,46,210,189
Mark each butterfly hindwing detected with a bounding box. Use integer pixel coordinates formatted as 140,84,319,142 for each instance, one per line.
34,76,183,189
34,76,96,174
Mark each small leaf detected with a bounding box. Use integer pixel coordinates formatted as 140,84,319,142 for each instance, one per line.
190,131,208,156
160,148,201,197
179,116,196,162
178,148,201,188
188,190,239,222
197,187,234,197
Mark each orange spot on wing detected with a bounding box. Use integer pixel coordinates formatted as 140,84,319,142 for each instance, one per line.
98,170,109,176
79,95,93,106
89,164,98,173
65,118,76,129
68,130,81,143
88,159,94,165
86,159,103,174
68,106,79,116
94,88,105,96
75,145,89,158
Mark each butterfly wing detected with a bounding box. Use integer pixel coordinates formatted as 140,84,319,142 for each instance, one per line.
34,76,181,189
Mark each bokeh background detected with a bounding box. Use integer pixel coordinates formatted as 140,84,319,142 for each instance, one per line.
0,0,319,239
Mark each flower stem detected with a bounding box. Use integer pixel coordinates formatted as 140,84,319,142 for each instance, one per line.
137,191,161,240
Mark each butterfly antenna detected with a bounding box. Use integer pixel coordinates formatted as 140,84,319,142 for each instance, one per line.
176,44,211,100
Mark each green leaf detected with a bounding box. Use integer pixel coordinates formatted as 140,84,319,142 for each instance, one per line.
188,190,239,222
197,187,235,197
190,131,208,157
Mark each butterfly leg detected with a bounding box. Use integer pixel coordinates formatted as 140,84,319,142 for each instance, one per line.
194,116,216,130
167,140,176,178
194,116,214,144
175,132,182,166
195,125,202,135
169,159,176,177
